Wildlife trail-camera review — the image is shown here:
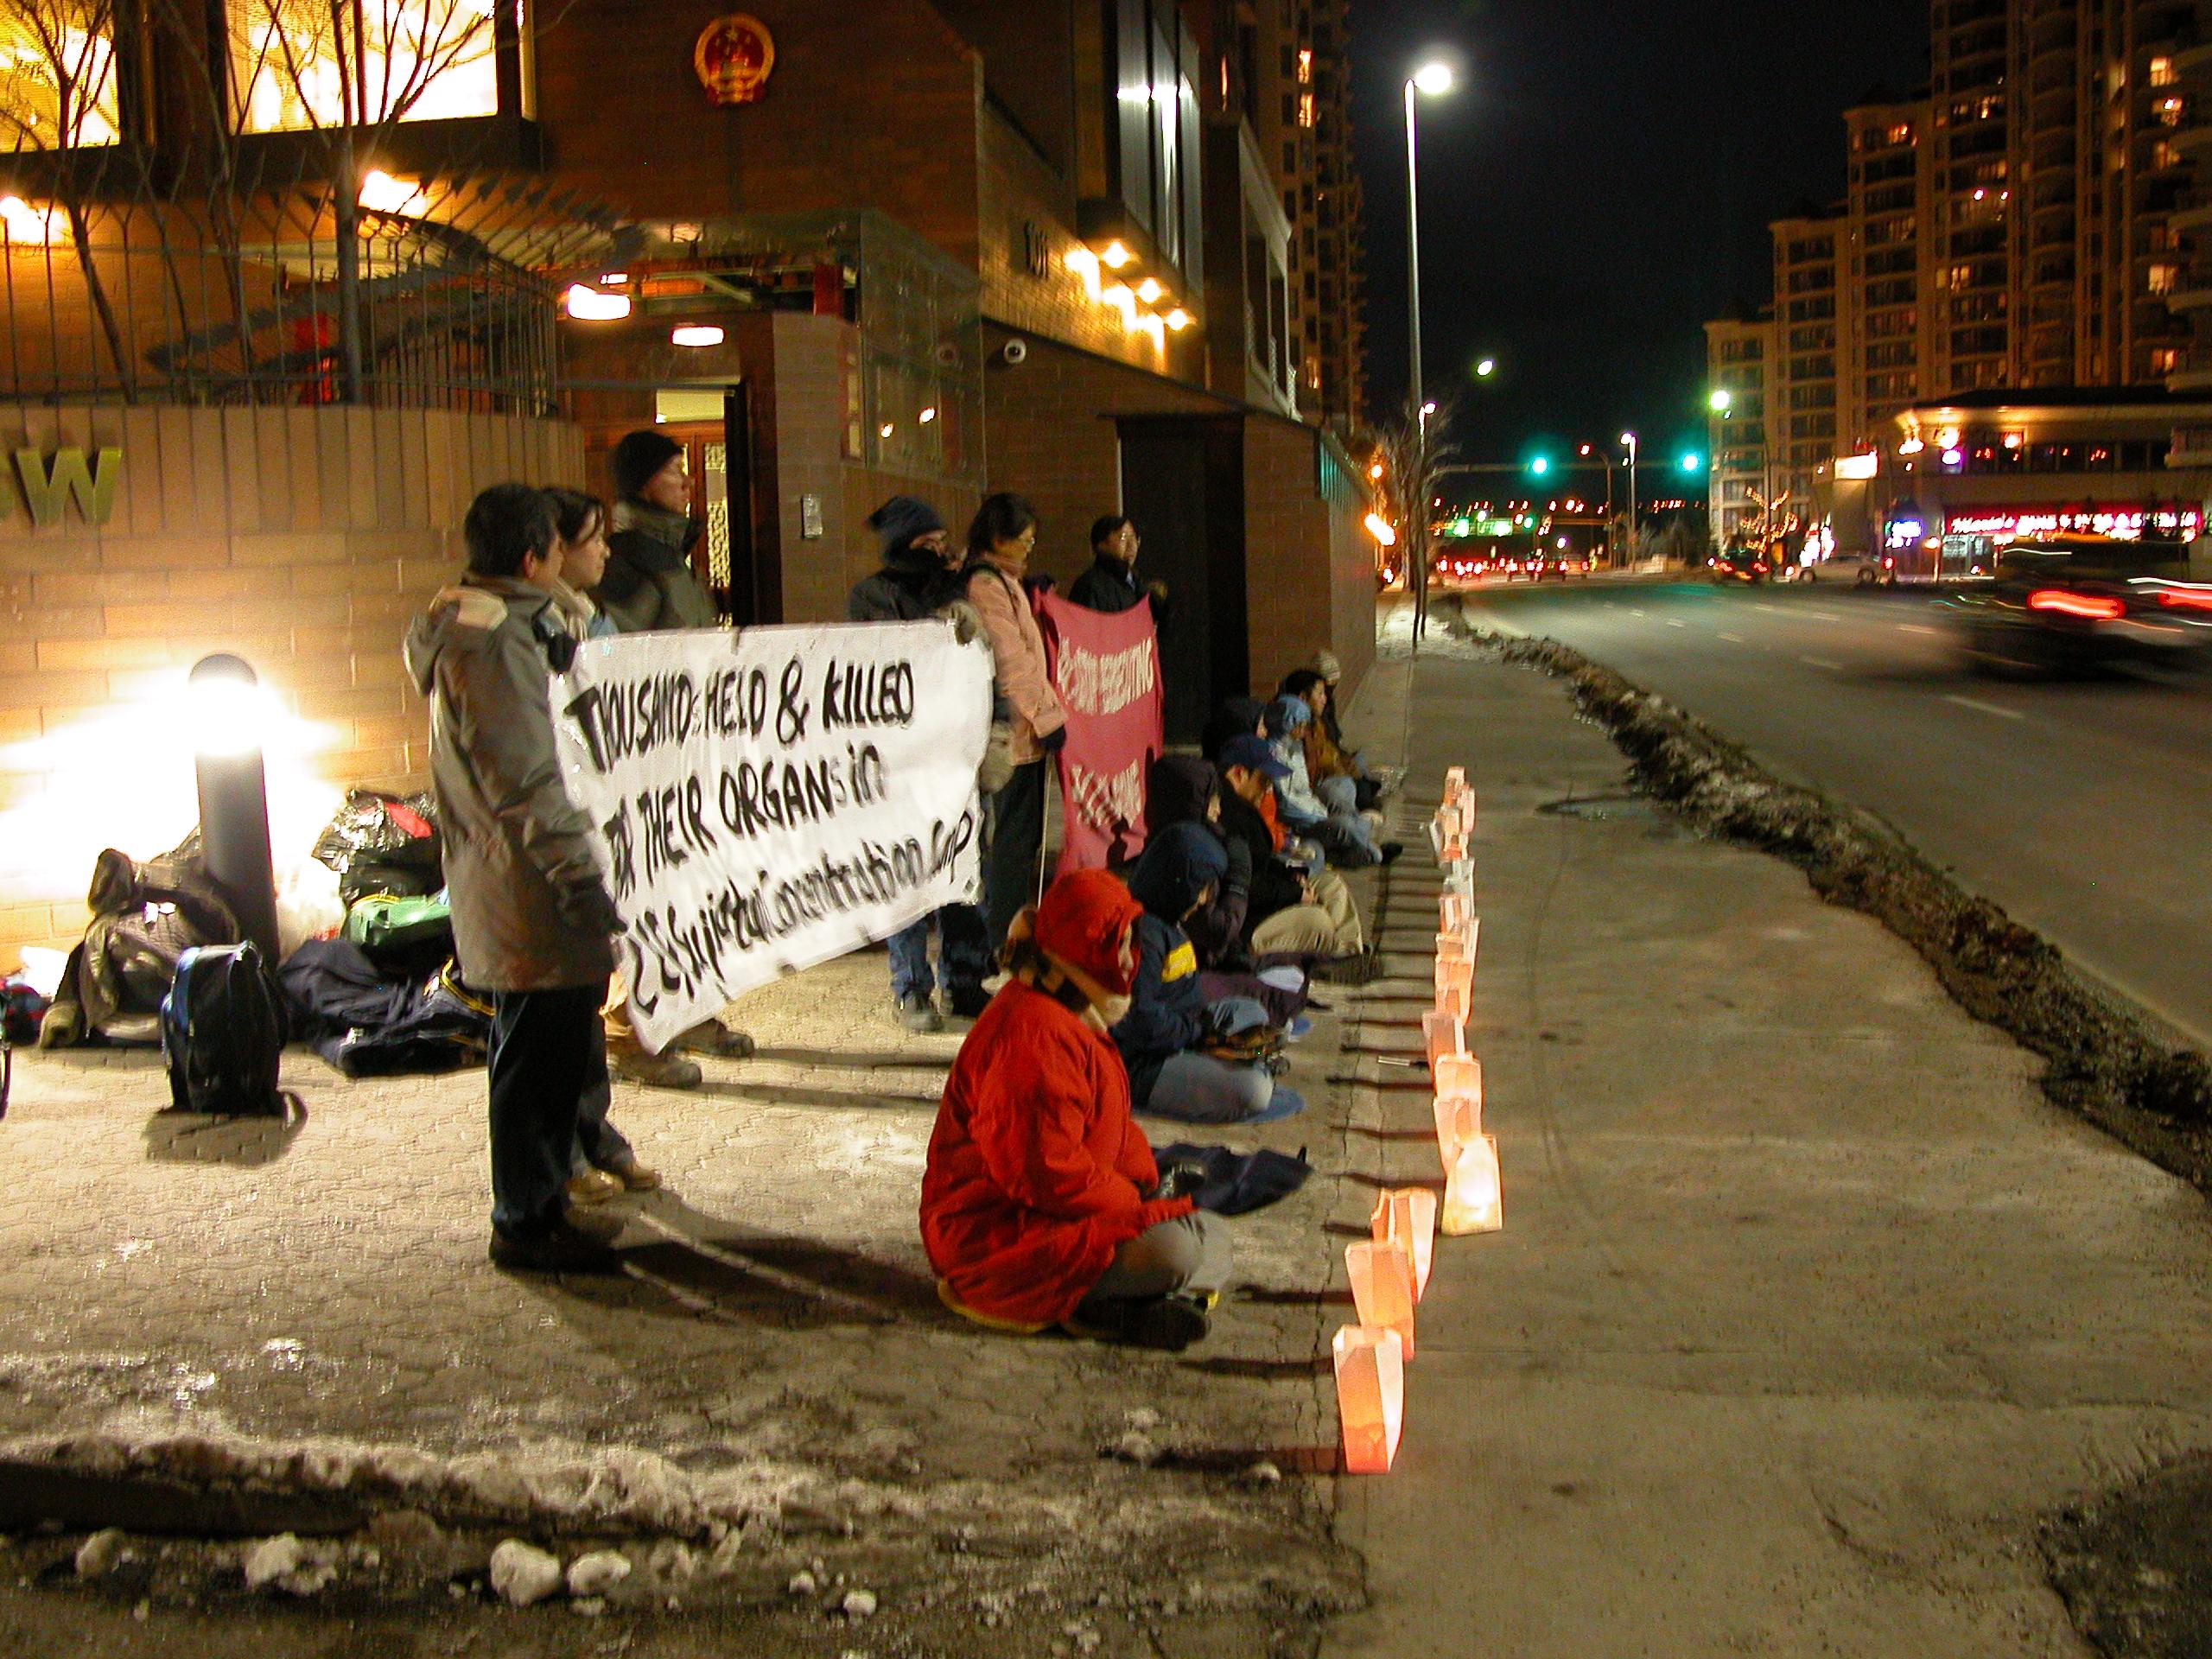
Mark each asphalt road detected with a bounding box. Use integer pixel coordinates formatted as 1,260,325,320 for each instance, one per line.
1458,576,2212,1048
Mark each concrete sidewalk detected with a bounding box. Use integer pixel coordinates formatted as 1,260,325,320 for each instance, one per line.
1325,619,2212,1656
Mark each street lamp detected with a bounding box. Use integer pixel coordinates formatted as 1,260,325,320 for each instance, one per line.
1708,389,1732,414
1475,356,1497,378
1403,59,1455,416
1621,431,1640,566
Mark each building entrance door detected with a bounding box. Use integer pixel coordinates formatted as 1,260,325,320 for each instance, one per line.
1116,416,1249,744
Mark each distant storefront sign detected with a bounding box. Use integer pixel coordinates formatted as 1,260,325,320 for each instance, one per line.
1941,505,2203,542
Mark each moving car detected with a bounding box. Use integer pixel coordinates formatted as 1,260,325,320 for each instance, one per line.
1794,551,1897,588
1948,536,2212,672
1707,547,1770,584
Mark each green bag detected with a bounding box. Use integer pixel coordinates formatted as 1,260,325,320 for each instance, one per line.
342,893,453,959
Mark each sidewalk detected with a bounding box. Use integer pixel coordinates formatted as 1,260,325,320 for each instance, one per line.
1326,613,2212,1656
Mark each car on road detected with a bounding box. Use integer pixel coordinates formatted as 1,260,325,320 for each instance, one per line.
1948,536,2212,672
1707,548,1770,584
1792,551,1897,588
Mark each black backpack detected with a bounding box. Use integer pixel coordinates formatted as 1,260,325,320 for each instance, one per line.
161,944,289,1116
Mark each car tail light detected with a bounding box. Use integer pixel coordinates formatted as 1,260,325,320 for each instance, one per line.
1881,556,1895,569
2156,588,2212,613
2027,588,2126,620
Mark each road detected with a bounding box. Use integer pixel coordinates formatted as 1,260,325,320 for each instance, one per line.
1458,577,2212,1047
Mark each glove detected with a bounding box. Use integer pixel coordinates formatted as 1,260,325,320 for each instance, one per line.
1040,724,1069,754
558,880,626,938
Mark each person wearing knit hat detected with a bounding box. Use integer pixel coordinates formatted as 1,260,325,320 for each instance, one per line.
849,494,991,1032
919,869,1231,1351
1306,650,1394,808
593,429,721,634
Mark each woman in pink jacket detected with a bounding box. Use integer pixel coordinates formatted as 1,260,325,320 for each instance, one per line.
963,493,1068,952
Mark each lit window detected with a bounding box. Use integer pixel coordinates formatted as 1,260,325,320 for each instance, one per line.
2151,55,2177,88
2148,263,2180,295
1296,48,1312,85
1297,91,1314,128
2152,346,2184,375
0,2,120,150
229,0,505,134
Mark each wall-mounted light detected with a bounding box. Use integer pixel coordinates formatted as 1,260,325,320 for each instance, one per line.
1135,276,1164,303
359,168,428,215
671,324,725,347
918,406,938,423
598,272,629,286
0,195,59,245
1165,308,1192,331
1364,513,1398,547
879,422,895,439
564,283,632,321
1898,436,1926,455
1102,240,1133,270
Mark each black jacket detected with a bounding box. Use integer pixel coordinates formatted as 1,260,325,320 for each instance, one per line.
1068,554,1170,627
849,546,952,622
596,505,718,632
1217,791,1306,931
1145,756,1249,968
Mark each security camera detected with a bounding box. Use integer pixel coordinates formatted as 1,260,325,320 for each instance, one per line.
1000,338,1028,365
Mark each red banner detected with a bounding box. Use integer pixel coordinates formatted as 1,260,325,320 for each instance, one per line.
1037,592,1165,875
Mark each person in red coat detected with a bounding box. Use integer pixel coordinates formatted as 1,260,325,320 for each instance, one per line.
921,868,1232,1351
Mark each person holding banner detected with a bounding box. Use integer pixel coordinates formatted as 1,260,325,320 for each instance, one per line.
963,494,1067,951
921,870,1229,1352
1068,515,1170,627
851,494,994,1032
404,484,626,1275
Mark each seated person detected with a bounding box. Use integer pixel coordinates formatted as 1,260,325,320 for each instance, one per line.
1313,650,1391,808
920,869,1230,1351
1217,734,1367,963
1265,696,1400,868
1279,669,1363,817
1113,824,1305,1125
1145,755,1308,1025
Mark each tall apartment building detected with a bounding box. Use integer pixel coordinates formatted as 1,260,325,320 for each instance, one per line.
2165,21,2212,463
1770,210,1846,508
1931,0,2013,392
1704,310,1778,543
1842,99,1938,449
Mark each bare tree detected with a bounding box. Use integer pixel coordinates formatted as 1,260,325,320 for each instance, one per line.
0,0,134,393
1373,397,1461,647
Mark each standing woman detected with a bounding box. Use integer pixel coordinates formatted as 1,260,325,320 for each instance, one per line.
963,493,1067,951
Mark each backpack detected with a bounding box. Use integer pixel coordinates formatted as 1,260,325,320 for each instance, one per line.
161,943,289,1116
341,892,454,968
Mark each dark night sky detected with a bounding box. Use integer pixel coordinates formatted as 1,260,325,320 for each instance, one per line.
1350,0,1933,479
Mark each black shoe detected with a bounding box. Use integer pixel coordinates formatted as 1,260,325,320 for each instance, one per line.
946,985,993,1020
893,992,944,1033
489,1220,622,1274
1377,841,1406,866
1064,1294,1211,1352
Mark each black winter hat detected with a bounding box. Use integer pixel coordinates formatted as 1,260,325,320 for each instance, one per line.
867,493,945,556
610,429,684,500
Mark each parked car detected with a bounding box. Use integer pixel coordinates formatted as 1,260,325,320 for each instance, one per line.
1947,536,2212,672
1794,552,1897,588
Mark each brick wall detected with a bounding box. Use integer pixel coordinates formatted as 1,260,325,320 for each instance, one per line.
0,405,581,967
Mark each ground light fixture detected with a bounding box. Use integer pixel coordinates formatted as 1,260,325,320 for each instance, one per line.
671,325,725,347
188,654,281,959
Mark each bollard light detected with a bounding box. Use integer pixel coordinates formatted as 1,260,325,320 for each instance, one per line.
188,654,281,957
1333,1325,1406,1474
1346,1240,1418,1358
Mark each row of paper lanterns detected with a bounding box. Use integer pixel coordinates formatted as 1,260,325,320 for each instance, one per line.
1333,766,1497,1475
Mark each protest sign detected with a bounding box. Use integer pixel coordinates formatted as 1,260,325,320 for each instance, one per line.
1036,593,1164,875
550,620,992,1052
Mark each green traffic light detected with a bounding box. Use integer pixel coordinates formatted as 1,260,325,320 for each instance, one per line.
1529,456,1550,476
1680,453,1704,474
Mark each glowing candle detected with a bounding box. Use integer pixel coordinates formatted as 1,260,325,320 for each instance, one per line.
1422,1008,1464,1070
1371,1187,1439,1300
1434,1089,1482,1169
1332,1325,1406,1474
1345,1241,1416,1358
1440,1134,1503,1235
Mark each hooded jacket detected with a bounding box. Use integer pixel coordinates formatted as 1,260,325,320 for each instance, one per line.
402,575,617,991
919,873,1189,1326
1202,696,1267,764
1262,696,1331,829
849,542,954,623
1145,757,1249,966
1110,823,1230,1106
1215,788,1307,931
595,499,720,633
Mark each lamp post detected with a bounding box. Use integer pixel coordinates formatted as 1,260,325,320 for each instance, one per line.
188,653,280,960
1403,59,1453,644
1620,431,1640,568
1578,443,1616,559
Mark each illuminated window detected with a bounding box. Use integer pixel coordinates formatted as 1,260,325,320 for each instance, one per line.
2151,55,2177,88
229,0,504,134
2148,262,2180,295
0,2,119,150
2152,346,2183,375
1297,91,1314,128
1296,47,1312,85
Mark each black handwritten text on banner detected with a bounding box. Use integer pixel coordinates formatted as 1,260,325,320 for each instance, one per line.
551,620,992,1051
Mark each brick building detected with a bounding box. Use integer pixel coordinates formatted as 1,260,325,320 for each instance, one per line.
0,0,1376,964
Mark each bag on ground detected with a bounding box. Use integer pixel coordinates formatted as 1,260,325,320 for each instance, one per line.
161,943,289,1116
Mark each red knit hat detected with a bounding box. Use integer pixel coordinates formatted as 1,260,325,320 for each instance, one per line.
1033,868,1142,995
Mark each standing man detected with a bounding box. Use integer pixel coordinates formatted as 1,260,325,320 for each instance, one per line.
849,495,993,1030
404,484,625,1274
591,429,756,1079
595,430,721,633
1069,514,1170,626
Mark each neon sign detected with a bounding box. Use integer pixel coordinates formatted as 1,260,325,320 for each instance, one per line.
1941,505,2202,541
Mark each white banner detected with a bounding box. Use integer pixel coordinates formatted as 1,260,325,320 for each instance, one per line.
550,620,993,1052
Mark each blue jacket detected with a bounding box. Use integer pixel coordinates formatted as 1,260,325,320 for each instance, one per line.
1111,823,1230,1106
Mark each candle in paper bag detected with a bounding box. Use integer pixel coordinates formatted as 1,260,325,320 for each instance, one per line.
1440,891,1468,933
1443,766,1466,800
1346,1240,1417,1357
1434,957,1472,1022
1441,1134,1503,1235
1332,1325,1406,1474
1371,1187,1439,1300
1435,931,1467,965
1433,1052,1480,1101
1421,1008,1464,1070
1434,1090,1483,1170
1457,792,1477,838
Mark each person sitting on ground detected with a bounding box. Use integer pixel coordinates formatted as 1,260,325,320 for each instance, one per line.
1312,650,1389,810
850,495,993,1032
1111,823,1303,1126
1265,696,1400,868
920,869,1230,1351
1068,514,1171,626
1278,669,1363,817
1201,696,1268,767
404,483,628,1274
1217,734,1368,963
1146,755,1309,1026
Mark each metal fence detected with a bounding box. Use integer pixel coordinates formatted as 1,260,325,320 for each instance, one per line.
0,145,625,413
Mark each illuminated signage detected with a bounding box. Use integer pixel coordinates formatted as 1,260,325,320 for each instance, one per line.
695,14,775,105
1941,505,2203,541
1833,452,1878,480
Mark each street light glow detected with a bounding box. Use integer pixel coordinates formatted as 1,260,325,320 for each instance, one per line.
1680,453,1704,474
1475,357,1497,378
1412,61,1454,96
1529,456,1550,476
1421,400,1437,416
1364,512,1399,547
1708,390,1732,413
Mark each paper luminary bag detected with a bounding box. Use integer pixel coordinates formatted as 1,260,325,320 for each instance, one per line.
1421,1008,1464,1070
1436,931,1466,965
1443,766,1466,801
1441,1133,1503,1236
1434,1090,1483,1172
1332,1324,1407,1474
1371,1187,1438,1300
1434,957,1472,1023
1433,1052,1481,1103
1440,891,1468,934
1345,1240,1417,1357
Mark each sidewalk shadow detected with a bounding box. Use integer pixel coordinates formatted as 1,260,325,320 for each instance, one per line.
1236,1284,1354,1308
143,1098,308,1167
697,1077,943,1112
748,1046,953,1071
1149,1441,1340,1475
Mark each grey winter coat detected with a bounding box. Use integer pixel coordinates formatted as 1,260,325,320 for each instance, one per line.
595,500,721,633
402,575,618,991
